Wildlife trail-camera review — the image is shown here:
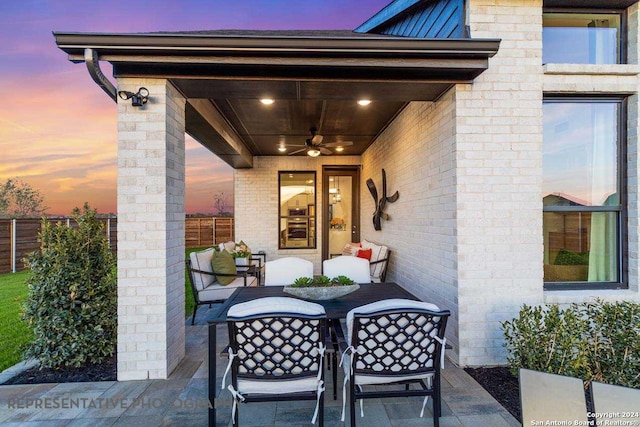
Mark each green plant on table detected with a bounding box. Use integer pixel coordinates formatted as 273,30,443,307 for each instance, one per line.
290,275,355,288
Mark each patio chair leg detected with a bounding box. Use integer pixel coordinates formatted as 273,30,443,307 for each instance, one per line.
191,305,198,325
349,385,356,427
333,352,338,400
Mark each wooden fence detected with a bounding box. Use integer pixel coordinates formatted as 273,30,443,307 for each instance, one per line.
0,217,233,274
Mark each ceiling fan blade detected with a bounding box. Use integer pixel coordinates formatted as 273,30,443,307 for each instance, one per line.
319,147,332,155
288,147,308,155
311,134,323,144
322,141,353,148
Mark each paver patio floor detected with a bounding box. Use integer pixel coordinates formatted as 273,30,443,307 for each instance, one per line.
0,306,519,426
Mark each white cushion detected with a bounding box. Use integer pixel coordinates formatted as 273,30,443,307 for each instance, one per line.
237,376,321,395
189,248,216,291
346,299,440,344
341,354,434,385
322,256,371,283
342,242,361,256
361,239,389,282
264,257,314,286
228,296,325,318
199,276,257,302
219,240,236,252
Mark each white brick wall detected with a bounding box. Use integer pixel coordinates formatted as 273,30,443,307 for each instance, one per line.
235,156,360,274
361,96,462,361
117,78,185,380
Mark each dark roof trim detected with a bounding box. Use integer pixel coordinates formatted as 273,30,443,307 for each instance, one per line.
355,0,424,33
544,0,637,7
53,32,500,61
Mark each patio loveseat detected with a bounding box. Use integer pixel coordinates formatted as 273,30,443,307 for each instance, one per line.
339,239,391,283
186,247,258,325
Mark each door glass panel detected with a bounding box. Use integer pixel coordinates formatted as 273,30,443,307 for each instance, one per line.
328,175,352,256
279,171,315,249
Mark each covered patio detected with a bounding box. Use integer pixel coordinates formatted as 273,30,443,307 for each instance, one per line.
53,30,501,381
0,307,519,426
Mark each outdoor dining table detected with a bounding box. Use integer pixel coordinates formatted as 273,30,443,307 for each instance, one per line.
206,282,420,426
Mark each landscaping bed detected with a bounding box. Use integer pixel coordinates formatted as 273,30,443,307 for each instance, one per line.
2,356,116,385
465,366,521,422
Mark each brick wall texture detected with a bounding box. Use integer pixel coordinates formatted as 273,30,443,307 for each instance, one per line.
116,78,186,380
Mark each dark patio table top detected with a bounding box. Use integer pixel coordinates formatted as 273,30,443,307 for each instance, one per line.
206,282,419,323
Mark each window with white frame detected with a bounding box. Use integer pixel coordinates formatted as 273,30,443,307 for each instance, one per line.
543,11,624,64
543,97,626,290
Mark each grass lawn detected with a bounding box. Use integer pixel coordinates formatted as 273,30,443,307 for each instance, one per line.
0,271,33,372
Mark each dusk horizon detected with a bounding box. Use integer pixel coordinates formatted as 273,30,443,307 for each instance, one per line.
0,0,389,216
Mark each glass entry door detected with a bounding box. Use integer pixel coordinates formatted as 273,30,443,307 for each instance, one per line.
323,167,360,260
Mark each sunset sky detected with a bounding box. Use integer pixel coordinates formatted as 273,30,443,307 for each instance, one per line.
0,0,388,215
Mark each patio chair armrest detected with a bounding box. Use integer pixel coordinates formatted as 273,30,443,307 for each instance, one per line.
189,267,216,278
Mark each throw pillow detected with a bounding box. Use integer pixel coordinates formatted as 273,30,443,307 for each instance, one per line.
211,250,237,286
356,248,372,261
342,242,361,256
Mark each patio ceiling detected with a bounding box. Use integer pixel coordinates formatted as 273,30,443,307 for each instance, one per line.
54,31,500,168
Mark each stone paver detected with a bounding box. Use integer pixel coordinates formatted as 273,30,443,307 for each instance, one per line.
0,305,520,426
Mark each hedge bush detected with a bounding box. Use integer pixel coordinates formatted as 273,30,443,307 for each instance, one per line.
502,300,640,388
23,204,117,369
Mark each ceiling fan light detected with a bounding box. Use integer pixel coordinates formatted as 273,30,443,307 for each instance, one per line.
335,146,344,152
278,145,287,152
357,99,372,106
260,98,274,105
307,148,321,157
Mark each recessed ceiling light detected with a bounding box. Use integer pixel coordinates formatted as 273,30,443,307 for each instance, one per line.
357,99,371,106
335,146,344,152
278,146,287,152
260,98,274,105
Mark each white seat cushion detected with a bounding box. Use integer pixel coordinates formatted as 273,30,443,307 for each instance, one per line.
361,239,389,283
228,296,324,318
341,355,434,385
264,257,314,286
189,248,216,290
237,376,321,395
198,276,257,302
322,256,371,283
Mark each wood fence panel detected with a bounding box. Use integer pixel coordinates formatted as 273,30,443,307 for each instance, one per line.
0,220,11,274
1,216,232,272
214,218,234,245
14,219,42,272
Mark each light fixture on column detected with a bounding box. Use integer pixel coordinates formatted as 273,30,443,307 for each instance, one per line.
118,87,149,107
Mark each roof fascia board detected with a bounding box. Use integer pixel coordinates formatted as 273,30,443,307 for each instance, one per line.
54,32,500,59
354,0,424,33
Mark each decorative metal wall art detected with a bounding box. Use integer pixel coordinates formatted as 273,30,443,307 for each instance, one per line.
366,169,399,230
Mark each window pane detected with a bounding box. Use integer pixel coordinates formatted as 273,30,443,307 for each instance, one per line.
543,102,619,207
544,212,618,282
279,171,316,249
543,13,620,64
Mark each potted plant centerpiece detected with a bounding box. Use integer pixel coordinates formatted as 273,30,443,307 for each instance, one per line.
230,241,252,266
283,275,360,300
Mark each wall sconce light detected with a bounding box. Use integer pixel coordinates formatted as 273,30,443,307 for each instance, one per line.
118,87,149,107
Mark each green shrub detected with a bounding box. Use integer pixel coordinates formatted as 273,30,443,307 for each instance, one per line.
502,300,640,388
554,248,589,265
23,204,117,369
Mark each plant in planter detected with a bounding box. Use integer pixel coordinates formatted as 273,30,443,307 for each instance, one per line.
230,241,252,265
285,275,359,300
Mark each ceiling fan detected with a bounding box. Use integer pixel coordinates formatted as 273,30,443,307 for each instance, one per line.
286,127,353,157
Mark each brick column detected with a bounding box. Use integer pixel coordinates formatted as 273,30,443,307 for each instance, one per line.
455,0,544,366
116,79,186,380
